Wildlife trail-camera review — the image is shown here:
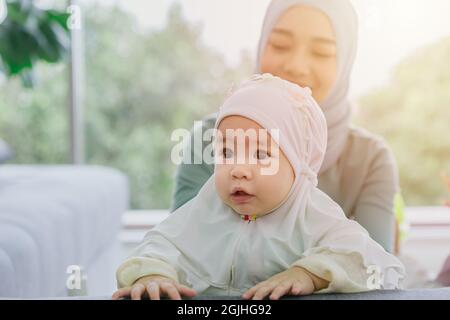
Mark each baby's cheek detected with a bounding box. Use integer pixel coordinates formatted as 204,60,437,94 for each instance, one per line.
261,168,293,208
258,175,283,205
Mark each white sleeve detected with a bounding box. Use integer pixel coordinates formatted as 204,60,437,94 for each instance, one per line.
116,257,179,288
297,188,405,292
291,251,376,293
115,200,199,289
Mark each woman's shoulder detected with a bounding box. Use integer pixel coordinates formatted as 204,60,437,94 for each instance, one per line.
338,126,398,179
346,126,395,160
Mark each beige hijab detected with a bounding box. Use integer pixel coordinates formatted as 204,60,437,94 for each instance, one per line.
255,0,357,173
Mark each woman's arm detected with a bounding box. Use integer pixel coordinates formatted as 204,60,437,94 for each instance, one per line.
170,114,216,212
352,142,399,253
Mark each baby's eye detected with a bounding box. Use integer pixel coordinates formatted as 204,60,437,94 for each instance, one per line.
256,150,270,160
222,147,233,159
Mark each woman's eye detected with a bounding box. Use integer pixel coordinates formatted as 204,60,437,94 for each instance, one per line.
312,50,335,58
256,150,269,160
270,42,291,51
222,148,233,159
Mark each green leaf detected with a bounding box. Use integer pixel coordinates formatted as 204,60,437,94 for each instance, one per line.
5,2,28,24
0,0,70,86
46,10,70,31
36,22,61,62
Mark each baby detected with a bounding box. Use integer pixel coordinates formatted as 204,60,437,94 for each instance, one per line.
113,74,405,300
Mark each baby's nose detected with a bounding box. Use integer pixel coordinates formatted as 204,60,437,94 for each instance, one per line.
230,165,253,180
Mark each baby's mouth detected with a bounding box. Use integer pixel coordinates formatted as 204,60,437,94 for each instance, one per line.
230,190,255,204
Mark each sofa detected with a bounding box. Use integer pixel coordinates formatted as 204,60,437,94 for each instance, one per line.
0,165,129,298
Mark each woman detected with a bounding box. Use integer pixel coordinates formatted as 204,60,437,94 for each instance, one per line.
171,0,399,253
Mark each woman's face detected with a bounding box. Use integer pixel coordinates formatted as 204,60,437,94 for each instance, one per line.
215,116,295,217
260,5,337,103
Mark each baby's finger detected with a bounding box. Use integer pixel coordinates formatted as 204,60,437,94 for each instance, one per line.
242,282,265,299
252,282,277,300
146,282,160,300
177,284,197,297
269,281,292,300
290,281,303,295
130,283,146,300
161,282,182,300
112,287,131,300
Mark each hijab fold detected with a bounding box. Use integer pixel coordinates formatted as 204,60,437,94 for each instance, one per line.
255,0,358,173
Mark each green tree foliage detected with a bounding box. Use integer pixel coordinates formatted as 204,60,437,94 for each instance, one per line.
355,37,450,205
83,3,252,208
0,2,252,208
2,2,446,208
0,63,69,163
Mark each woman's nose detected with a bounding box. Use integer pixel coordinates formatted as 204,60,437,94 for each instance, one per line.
284,48,311,77
230,165,253,180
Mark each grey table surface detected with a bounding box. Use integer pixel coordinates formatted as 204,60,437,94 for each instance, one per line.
3,287,449,300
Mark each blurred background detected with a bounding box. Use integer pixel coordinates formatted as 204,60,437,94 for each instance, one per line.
1,0,449,209
0,0,449,297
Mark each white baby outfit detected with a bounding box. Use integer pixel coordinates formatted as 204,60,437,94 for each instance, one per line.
116,74,405,295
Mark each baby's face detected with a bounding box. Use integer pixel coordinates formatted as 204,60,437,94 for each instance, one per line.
215,116,295,217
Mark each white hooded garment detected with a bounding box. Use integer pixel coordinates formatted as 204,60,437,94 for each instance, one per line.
116,74,405,295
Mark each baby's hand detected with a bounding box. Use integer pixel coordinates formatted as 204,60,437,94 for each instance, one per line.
112,275,197,300
242,266,328,300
